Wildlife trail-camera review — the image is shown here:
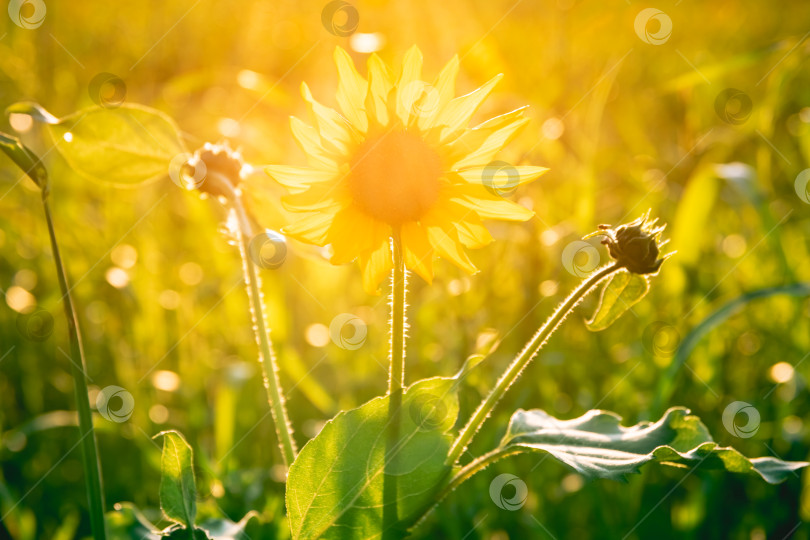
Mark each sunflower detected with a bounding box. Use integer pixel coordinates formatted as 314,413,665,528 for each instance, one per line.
266,45,547,294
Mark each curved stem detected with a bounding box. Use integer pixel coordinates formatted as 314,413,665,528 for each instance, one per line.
43,198,107,539
229,186,297,467
447,263,621,464
440,448,521,503
383,232,407,539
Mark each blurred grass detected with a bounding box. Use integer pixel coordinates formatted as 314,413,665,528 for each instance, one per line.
1,0,810,538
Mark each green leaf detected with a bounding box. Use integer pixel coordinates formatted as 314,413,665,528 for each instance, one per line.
165,528,210,539
498,407,808,484
586,270,649,331
0,131,48,192
197,512,259,540
286,376,460,540
105,503,161,540
155,430,198,530
6,101,185,186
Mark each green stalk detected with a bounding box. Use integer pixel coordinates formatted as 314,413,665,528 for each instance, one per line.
446,263,621,464
383,232,406,539
228,183,297,467
42,196,107,539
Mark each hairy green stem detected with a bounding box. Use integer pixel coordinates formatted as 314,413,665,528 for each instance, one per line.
42,197,107,539
383,232,407,539
447,263,621,464
226,181,297,467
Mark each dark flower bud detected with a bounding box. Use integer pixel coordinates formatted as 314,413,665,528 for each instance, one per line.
186,141,245,199
587,211,671,275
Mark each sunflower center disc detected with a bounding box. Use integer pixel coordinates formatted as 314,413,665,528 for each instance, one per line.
348,131,442,224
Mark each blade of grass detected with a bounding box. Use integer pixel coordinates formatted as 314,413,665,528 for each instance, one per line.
650,282,810,416
42,196,107,540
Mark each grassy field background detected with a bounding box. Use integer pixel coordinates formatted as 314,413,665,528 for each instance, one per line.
1,0,810,538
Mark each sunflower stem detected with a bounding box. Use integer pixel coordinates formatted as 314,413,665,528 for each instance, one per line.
446,263,621,465
42,196,107,540
229,186,297,467
383,231,407,538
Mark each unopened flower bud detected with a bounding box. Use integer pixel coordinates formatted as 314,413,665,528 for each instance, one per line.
587,212,670,274
188,141,245,198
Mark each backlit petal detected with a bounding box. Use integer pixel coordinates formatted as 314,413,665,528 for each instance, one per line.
301,82,358,154
395,45,424,124
265,165,337,192
449,183,535,221
289,116,340,171
422,213,478,274
449,109,530,168
454,165,549,188
334,47,368,132
327,207,389,264
281,211,336,245
400,222,434,283
359,237,393,295
432,74,503,143
365,53,394,127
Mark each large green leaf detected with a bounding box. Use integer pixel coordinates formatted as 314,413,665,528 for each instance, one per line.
106,503,258,540
156,430,198,530
6,101,185,186
586,270,649,331
0,131,48,192
498,407,807,484
286,376,461,540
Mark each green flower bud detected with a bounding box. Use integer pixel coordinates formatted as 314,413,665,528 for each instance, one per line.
588,212,671,275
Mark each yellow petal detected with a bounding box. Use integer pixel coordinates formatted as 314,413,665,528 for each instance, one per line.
265,165,337,192
416,55,459,131
365,53,394,127
434,198,494,249
449,110,530,168
452,191,535,221
400,222,434,283
327,207,388,264
422,215,478,274
433,74,503,143
334,47,368,132
359,237,393,295
289,116,340,171
282,182,347,212
453,216,493,249
281,212,336,246
395,45,423,124
433,55,459,110
454,165,549,188
301,82,357,154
